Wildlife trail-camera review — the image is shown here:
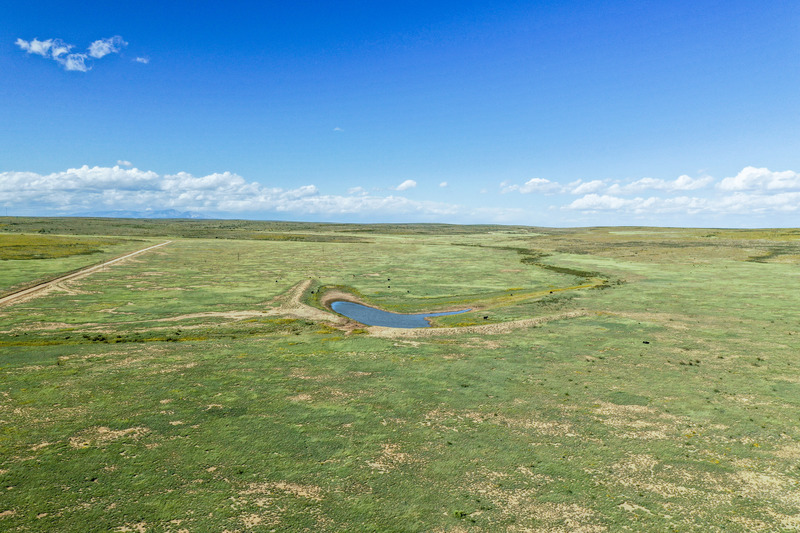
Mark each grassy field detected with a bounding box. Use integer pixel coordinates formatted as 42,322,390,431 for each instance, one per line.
1,218,799,531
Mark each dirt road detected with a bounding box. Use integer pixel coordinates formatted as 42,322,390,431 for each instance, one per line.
0,241,172,308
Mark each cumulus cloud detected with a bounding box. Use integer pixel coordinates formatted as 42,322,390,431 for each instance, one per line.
439,182,448,187
4,164,798,224
607,175,713,195
62,54,90,72
15,37,58,56
718,166,800,191
567,194,713,215
16,35,127,72
567,190,799,217
395,179,417,191
568,179,606,195
0,165,465,219
504,173,713,197
88,36,127,58
567,194,635,211
134,56,150,64
560,166,800,219
502,177,562,194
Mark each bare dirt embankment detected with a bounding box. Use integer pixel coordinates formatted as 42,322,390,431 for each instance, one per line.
318,289,370,309
265,279,349,326
0,241,173,308
366,309,591,338
313,285,591,336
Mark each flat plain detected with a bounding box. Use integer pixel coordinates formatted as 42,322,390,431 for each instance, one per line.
1,217,799,532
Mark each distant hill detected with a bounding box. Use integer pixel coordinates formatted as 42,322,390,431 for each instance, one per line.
85,209,206,219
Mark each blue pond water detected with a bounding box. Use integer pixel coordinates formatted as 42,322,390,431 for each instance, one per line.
331,300,471,328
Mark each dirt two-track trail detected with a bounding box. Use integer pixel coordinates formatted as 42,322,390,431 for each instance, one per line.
0,241,172,308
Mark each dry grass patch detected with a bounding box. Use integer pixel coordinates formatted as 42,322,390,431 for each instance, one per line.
366,443,417,473
592,401,680,440
732,470,800,507
466,468,605,532
240,481,324,501
287,393,313,402
115,521,148,532
69,426,151,448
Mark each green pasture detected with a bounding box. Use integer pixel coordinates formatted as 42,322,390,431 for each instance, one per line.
1,219,799,531
0,234,151,294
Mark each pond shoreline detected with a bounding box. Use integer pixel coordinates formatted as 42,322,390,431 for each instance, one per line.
317,287,473,328
330,300,471,328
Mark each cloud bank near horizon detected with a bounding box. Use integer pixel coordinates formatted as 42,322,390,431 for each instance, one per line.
0,165,463,220
501,167,800,218
1,165,798,224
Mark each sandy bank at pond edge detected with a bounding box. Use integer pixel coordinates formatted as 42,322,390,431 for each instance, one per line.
366,310,591,338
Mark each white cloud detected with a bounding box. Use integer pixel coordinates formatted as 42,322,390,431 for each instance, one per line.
333,127,343,132
134,56,150,64
4,164,798,224
503,173,713,197
565,186,800,217
567,194,632,211
16,36,126,72
671,174,714,191
502,177,562,194
714,191,800,213
88,36,127,58
63,54,90,72
0,165,466,219
566,194,711,214
607,175,713,195
718,166,800,191
568,179,606,195
395,179,417,191
15,38,57,56
439,182,448,187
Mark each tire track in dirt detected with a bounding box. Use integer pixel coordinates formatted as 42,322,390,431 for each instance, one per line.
153,279,349,327
264,279,349,325
0,241,172,308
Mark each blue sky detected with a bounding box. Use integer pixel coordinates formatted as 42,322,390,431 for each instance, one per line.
3,1,799,226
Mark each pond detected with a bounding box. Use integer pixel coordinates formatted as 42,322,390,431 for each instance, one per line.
330,300,471,328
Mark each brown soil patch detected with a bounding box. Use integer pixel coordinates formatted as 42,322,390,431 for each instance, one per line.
241,481,324,501
369,310,591,338
115,522,148,532
592,402,679,441
69,426,150,448
732,471,800,507
466,468,605,532
155,310,266,322
267,279,349,326
318,288,370,308
367,443,416,473
287,393,313,402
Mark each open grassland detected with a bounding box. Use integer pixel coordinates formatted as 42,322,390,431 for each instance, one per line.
1,218,799,531
0,233,154,296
